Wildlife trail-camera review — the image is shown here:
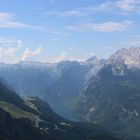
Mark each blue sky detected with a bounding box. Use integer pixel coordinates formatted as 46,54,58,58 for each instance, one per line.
0,0,140,63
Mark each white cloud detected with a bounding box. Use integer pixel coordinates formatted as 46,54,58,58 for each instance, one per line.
66,21,132,32
44,0,140,18
0,38,44,64
21,47,43,61
41,51,95,63
96,0,140,14
0,38,24,64
54,52,69,62
0,13,14,21
0,38,22,47
0,38,96,64
0,12,65,35
0,46,20,64
0,12,44,30
42,52,69,63
114,0,140,13
45,10,87,17
93,0,140,14
17,40,22,48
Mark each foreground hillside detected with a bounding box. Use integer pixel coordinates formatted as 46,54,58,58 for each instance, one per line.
0,81,121,140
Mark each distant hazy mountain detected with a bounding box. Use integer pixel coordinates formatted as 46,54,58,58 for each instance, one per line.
74,47,140,140
0,81,121,140
0,61,57,97
0,58,101,120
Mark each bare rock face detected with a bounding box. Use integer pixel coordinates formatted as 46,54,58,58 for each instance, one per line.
108,47,140,75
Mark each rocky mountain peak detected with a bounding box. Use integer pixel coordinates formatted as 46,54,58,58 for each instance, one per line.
108,47,140,74
86,55,98,63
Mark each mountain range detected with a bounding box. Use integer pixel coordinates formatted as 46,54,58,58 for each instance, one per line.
0,47,140,139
